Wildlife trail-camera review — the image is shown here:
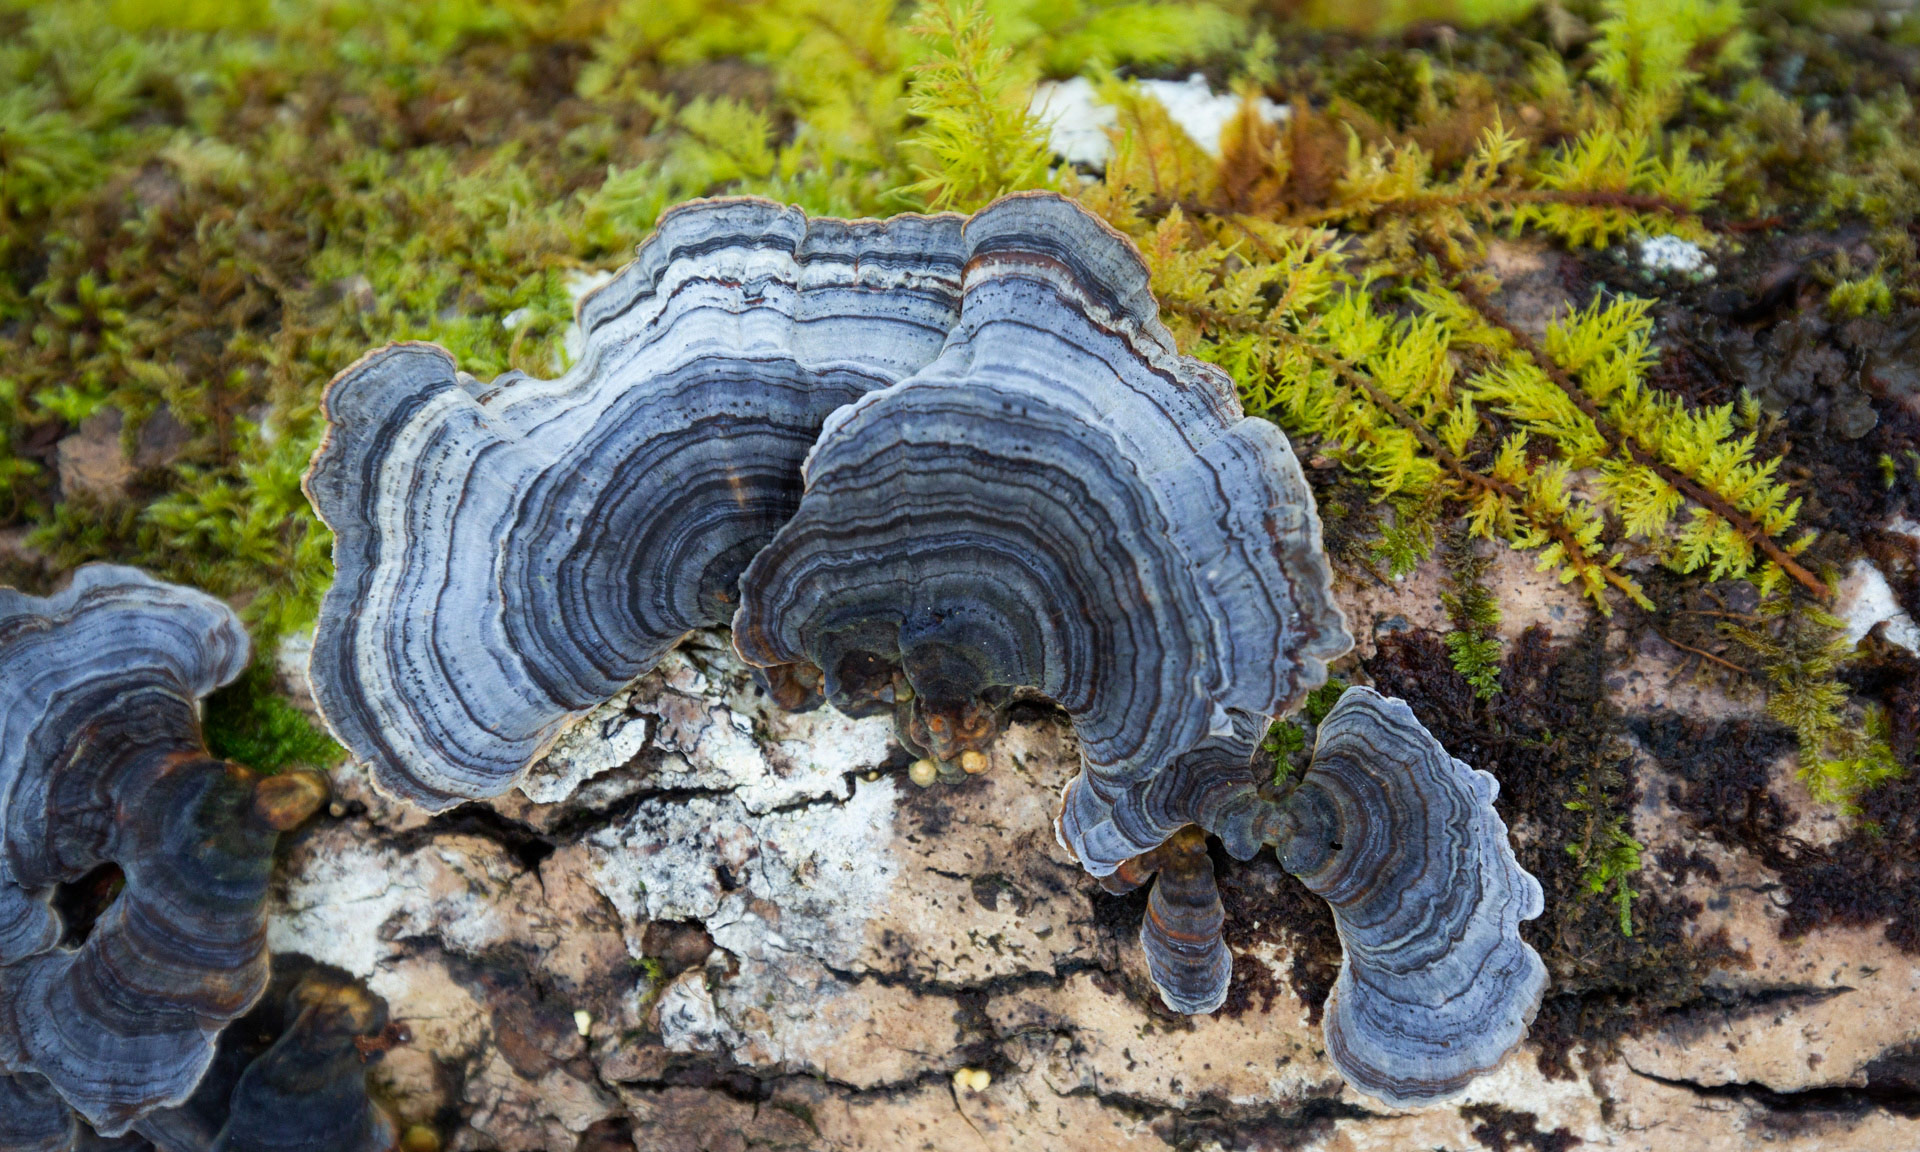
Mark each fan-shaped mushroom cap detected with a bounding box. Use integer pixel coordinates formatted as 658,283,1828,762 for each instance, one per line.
0,1073,76,1152
0,566,327,1134
1133,826,1232,1016
733,193,1350,838
305,199,970,810
1273,687,1546,1108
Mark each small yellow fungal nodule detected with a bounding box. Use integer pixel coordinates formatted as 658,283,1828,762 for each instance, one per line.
908,759,939,788
400,1124,442,1152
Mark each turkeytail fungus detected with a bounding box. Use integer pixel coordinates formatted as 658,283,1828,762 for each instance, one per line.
1101,825,1234,1016
131,957,399,1152
1272,687,1547,1108
133,962,398,1152
304,198,970,810
0,566,328,1136
1056,712,1285,877
0,1075,75,1152
732,191,1351,858
210,974,396,1152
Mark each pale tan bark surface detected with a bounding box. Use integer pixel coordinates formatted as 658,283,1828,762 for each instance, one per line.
264,544,1920,1151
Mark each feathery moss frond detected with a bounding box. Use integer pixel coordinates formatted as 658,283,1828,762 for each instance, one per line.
1724,597,1905,812
1441,525,1503,699
902,0,1057,211
1591,0,1750,113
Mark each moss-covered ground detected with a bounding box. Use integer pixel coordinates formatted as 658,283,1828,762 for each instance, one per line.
4,0,1920,1065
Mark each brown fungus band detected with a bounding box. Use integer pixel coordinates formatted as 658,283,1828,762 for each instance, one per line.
1273,687,1547,1108
732,192,1350,865
0,567,327,1137
304,199,970,810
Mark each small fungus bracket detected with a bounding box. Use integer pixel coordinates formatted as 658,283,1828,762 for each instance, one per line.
1273,687,1547,1108
205,971,396,1152
1130,826,1233,1016
0,566,326,1135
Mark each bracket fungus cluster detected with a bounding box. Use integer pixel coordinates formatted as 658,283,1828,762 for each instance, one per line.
302,191,1547,1107
0,566,330,1145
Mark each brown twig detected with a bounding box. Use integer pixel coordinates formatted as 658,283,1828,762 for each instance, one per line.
1140,188,1781,241
1167,300,1509,493
1418,239,1830,601
1655,629,1751,676
1277,187,1703,231
1714,213,1789,234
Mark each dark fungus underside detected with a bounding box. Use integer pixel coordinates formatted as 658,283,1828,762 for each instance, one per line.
130,956,395,1152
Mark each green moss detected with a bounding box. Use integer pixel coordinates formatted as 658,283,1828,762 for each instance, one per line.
634,955,668,988
902,0,1057,211
202,662,343,773
1564,800,1644,936
1302,678,1349,726
1725,595,1906,812
1261,716,1307,787
1830,271,1894,316
1441,525,1504,699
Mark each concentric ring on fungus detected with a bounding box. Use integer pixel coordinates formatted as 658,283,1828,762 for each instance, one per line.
304,198,971,810
0,1073,74,1152
0,566,327,1136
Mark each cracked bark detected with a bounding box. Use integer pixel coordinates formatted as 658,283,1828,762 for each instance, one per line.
261,625,1920,1151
